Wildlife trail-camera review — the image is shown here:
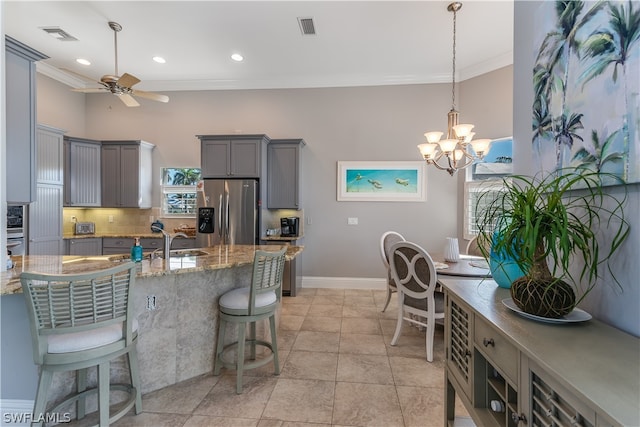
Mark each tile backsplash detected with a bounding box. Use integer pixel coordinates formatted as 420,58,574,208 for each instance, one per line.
63,208,195,236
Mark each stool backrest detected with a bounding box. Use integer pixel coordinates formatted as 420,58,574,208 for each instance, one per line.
20,262,137,364
249,249,286,315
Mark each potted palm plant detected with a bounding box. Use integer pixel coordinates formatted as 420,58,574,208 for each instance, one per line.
476,170,629,318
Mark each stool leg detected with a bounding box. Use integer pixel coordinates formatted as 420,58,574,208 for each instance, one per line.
236,323,246,394
269,314,280,375
127,348,143,414
76,368,87,419
214,318,227,375
98,362,110,427
249,322,257,360
31,368,53,427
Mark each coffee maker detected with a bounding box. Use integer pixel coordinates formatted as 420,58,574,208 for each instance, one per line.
280,217,299,237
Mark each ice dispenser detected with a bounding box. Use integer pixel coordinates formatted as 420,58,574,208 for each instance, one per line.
198,207,215,233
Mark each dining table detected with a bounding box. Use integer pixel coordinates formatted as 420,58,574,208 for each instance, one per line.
432,253,492,278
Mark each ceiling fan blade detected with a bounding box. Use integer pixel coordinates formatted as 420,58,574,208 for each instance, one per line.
132,89,169,103
117,73,141,88
117,93,140,107
71,87,109,93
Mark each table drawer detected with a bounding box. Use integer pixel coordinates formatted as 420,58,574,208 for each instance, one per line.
474,316,518,384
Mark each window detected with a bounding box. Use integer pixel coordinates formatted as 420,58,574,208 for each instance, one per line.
463,179,506,240
463,137,513,240
161,168,201,217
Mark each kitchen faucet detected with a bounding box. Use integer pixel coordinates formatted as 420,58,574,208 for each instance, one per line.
151,225,188,259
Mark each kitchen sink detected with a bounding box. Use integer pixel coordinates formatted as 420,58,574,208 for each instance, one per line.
168,249,209,258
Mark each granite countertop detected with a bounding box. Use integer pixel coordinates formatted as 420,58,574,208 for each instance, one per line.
1,244,303,296
63,233,196,239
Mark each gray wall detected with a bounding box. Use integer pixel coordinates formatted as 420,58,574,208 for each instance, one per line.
513,1,639,336
37,72,513,280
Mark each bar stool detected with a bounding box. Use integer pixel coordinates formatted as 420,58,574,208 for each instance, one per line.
214,248,286,394
20,262,141,426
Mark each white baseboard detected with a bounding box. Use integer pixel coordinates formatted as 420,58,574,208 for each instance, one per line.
301,276,386,290
0,400,34,427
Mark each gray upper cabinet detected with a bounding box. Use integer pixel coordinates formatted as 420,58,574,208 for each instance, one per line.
267,139,305,209
64,136,101,207
199,135,269,178
101,140,154,208
5,36,48,204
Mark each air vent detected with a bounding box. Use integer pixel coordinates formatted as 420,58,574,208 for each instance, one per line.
297,17,316,35
41,27,78,41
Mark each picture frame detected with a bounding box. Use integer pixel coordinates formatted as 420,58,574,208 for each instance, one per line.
337,161,426,202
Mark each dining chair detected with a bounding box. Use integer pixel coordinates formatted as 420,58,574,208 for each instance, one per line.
379,231,406,312
388,241,445,362
466,234,491,258
214,248,287,394
20,262,141,427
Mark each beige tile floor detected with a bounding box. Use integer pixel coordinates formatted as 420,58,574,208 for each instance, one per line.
67,287,471,427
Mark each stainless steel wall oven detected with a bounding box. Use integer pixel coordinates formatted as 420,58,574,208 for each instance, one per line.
6,205,25,256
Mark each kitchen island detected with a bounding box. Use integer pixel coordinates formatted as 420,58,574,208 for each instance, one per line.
1,244,303,407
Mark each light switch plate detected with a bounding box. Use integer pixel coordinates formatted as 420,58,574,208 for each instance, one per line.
348,217,358,225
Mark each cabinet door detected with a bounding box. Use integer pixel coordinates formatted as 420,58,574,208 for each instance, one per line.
102,237,135,255
101,144,121,207
446,294,474,401
201,140,230,177
5,45,37,203
28,184,64,255
119,145,141,207
66,139,101,207
230,140,260,177
36,126,64,185
68,238,102,255
268,142,302,208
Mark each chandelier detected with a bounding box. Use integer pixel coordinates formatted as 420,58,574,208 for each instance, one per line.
417,2,492,176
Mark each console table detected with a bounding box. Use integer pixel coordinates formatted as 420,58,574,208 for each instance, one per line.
440,277,639,427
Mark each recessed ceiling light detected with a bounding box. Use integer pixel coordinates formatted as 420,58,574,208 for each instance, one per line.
231,53,244,62
76,58,91,66
153,56,166,64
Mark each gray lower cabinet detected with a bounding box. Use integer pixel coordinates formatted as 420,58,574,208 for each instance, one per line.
199,135,269,178
267,139,305,209
66,238,102,255
28,125,65,255
442,279,639,427
102,237,135,255
5,36,47,204
64,136,101,207
101,140,154,208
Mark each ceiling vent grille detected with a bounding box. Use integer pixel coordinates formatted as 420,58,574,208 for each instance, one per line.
297,17,316,35
41,27,78,41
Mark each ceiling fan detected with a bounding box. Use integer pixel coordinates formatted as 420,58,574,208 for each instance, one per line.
67,21,169,107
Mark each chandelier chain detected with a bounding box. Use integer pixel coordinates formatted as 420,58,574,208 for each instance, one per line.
451,6,457,111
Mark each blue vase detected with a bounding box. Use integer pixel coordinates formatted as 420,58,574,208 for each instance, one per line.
489,231,526,289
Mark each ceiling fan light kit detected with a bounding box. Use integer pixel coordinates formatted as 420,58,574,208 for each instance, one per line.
69,21,169,107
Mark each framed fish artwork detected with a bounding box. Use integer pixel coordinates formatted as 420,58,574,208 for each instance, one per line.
337,161,426,202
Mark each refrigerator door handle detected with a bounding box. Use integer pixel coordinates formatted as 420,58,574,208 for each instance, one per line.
218,194,223,239
225,193,230,243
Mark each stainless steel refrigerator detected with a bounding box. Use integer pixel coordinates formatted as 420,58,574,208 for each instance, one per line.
195,179,259,246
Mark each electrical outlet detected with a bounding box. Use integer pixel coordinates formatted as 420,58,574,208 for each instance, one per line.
108,215,114,223
70,216,77,223
149,215,154,223
348,217,358,225
146,295,157,311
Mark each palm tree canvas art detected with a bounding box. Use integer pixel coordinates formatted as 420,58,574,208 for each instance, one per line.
532,0,640,184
